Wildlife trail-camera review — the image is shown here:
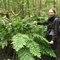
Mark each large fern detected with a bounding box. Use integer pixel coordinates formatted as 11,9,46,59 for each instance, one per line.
0,17,56,60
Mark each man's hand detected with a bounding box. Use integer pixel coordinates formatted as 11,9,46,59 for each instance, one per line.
49,40,54,44
33,21,38,24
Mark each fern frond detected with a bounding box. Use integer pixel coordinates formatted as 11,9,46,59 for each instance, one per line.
12,33,31,51
18,47,34,60
26,41,41,58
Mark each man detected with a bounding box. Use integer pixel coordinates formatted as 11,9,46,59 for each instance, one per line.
33,9,60,60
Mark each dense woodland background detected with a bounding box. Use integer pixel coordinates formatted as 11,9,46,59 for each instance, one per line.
0,0,60,60
0,0,60,17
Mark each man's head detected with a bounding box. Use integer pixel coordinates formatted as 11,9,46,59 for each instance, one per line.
48,8,55,17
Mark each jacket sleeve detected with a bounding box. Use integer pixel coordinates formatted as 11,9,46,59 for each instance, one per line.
37,20,49,25
52,19,59,41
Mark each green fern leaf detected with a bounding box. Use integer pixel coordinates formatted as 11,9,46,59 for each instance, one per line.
33,33,49,47
12,33,30,51
39,43,56,57
26,41,41,58
18,47,34,60
33,33,56,57
0,40,8,49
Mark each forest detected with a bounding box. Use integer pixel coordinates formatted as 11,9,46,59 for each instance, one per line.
0,0,60,60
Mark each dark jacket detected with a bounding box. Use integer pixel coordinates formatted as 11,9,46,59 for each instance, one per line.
37,15,60,41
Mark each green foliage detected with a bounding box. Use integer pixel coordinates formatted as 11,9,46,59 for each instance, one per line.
18,47,34,60
12,33,30,51
0,18,9,48
26,40,41,58
0,40,8,48
32,34,56,57
0,16,56,60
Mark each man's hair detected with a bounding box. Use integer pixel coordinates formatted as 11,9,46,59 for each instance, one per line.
49,8,56,13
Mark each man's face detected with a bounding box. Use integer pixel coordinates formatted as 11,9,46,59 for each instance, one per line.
48,9,55,17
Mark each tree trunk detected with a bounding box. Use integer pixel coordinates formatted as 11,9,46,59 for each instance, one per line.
3,0,6,10
27,0,30,17
8,0,10,11
36,0,40,17
53,0,56,8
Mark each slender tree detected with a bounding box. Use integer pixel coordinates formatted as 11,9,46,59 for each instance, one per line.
27,0,30,17
36,0,40,17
